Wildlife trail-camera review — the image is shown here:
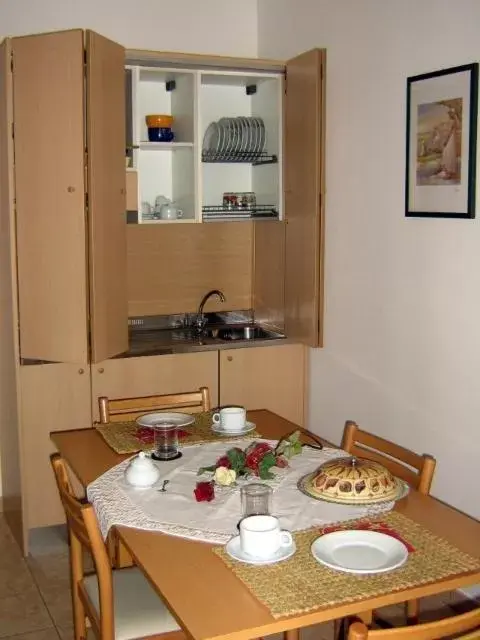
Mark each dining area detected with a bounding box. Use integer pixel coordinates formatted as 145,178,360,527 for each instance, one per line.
44,385,480,640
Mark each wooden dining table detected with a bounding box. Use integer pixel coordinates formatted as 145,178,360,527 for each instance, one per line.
51,409,480,640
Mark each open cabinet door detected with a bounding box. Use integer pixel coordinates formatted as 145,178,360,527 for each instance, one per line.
86,31,128,363
284,49,326,347
13,30,89,363
0,37,24,551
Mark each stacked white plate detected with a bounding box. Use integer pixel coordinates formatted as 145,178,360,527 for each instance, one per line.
202,117,266,160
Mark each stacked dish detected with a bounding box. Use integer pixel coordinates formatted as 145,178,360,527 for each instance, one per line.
202,116,266,161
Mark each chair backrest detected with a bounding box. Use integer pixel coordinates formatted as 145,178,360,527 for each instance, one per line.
50,454,114,639
98,386,211,424
348,610,480,640
341,420,436,495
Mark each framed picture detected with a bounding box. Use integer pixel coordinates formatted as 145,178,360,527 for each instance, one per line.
405,62,478,218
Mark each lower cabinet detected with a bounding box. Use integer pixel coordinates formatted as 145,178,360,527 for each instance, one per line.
18,345,304,536
91,351,219,420
219,344,306,426
20,363,92,529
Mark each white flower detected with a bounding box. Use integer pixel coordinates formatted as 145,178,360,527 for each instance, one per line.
214,466,236,486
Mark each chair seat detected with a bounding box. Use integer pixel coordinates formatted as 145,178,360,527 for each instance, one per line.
84,566,180,640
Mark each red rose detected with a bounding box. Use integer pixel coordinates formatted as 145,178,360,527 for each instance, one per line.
245,442,273,472
216,455,231,469
194,481,215,502
275,455,288,468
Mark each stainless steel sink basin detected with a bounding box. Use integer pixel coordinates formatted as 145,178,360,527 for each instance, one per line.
203,325,282,341
128,323,284,355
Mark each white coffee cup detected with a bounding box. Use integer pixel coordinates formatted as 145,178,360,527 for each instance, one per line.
212,406,246,431
239,515,293,559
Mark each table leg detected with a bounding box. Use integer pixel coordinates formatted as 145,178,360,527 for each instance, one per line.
107,529,134,568
285,629,300,640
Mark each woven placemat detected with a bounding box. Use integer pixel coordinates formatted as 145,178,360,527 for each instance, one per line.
95,411,260,454
213,511,480,619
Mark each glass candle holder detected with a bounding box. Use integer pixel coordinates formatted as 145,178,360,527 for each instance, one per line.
151,423,181,461
240,483,273,517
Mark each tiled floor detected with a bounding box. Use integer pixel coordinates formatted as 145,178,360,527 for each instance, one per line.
0,513,475,640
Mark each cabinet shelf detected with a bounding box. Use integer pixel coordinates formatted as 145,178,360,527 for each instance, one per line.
139,141,194,150
202,151,278,166
202,204,278,221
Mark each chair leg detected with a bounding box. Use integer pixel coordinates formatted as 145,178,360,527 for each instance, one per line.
358,611,373,625
69,536,87,640
333,619,345,640
406,599,419,625
335,610,373,640
285,630,299,640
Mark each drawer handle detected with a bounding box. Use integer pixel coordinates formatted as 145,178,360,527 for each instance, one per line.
67,186,76,193
227,356,233,362
78,368,84,375
98,367,104,374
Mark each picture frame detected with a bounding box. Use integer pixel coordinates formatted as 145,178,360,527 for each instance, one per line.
405,62,478,218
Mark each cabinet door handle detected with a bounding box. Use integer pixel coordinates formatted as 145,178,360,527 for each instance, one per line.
67,186,76,193
78,368,85,375
98,367,104,374
227,356,233,362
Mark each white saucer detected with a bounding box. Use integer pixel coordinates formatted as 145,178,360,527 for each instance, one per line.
225,535,296,565
211,421,256,436
136,412,195,429
311,530,408,574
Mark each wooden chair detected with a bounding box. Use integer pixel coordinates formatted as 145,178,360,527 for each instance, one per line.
341,420,437,626
348,608,480,640
98,386,211,424
50,453,185,640
341,421,436,495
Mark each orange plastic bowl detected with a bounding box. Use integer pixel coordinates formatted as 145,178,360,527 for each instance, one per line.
145,114,174,128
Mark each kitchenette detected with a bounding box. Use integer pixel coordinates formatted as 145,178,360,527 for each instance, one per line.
0,29,324,551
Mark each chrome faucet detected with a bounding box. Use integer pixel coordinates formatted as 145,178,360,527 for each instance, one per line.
195,289,226,332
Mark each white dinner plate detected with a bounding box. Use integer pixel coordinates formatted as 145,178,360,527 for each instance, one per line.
226,535,296,565
211,421,256,436
311,530,409,574
202,122,219,153
136,412,195,429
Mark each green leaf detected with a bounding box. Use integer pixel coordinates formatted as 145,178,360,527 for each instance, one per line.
197,465,217,475
289,430,301,444
258,451,277,480
292,441,303,455
227,448,246,473
275,430,302,458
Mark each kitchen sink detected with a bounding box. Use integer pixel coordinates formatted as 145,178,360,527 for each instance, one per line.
127,322,284,356
203,325,283,341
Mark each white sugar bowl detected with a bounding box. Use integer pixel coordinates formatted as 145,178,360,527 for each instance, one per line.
124,452,161,488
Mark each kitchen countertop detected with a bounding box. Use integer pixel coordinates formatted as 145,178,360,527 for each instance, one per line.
117,326,290,358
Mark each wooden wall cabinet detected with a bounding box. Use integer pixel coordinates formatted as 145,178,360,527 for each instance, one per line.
219,344,306,426
91,352,219,421
12,29,128,366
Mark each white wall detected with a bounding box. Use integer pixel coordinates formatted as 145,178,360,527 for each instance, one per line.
0,0,258,55
258,0,480,519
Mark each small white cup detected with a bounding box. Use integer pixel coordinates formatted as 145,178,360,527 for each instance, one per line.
212,406,246,431
239,515,293,559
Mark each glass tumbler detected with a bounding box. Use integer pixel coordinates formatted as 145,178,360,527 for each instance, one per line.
152,423,180,461
241,483,273,517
